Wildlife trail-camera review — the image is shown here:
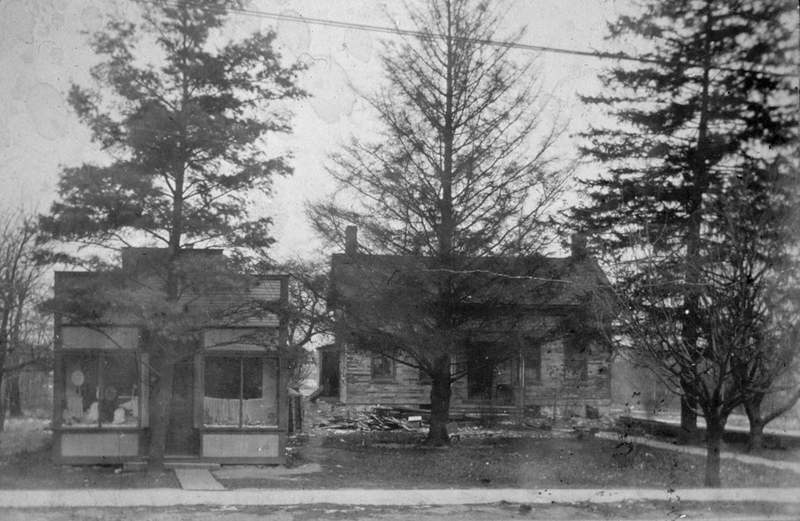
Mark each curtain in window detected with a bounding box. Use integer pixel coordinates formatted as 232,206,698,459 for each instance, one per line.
203,356,278,427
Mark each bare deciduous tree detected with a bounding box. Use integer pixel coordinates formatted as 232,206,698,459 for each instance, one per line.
0,212,49,430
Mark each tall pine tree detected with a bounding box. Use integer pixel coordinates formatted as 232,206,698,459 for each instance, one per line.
310,0,571,445
40,0,305,465
574,0,796,443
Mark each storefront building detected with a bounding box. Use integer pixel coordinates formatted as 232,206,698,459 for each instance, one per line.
52,250,288,464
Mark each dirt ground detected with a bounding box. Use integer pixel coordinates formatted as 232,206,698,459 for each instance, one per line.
217,430,800,489
0,444,179,489
0,419,178,489
2,418,800,490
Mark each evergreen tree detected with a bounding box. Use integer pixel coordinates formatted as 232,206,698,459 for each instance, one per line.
574,0,796,443
40,0,305,465
310,0,570,445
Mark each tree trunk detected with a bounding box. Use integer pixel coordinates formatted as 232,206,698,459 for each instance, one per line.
7,373,22,417
0,375,5,433
744,399,765,452
748,419,765,453
680,2,712,450
679,394,699,443
704,415,725,487
426,356,452,446
147,355,174,469
0,345,6,432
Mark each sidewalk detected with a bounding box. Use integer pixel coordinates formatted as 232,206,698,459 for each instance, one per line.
2,487,800,508
622,411,800,438
597,431,800,474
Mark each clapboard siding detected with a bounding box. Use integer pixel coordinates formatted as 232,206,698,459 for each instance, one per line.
343,349,429,405
342,337,610,410
186,279,283,327
252,279,282,301
61,326,140,350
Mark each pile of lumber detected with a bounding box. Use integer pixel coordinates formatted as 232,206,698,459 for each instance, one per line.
319,407,427,431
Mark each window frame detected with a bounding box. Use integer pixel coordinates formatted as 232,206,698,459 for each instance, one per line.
418,366,432,384
201,353,280,430
523,344,542,385
564,338,589,381
369,353,395,382
59,349,145,430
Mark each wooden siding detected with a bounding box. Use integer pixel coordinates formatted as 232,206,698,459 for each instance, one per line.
191,278,283,327
55,271,285,329
341,346,429,405
60,431,140,457
342,338,611,410
202,433,280,458
60,326,139,350
252,279,282,301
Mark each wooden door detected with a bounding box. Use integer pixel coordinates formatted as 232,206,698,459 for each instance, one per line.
165,361,198,455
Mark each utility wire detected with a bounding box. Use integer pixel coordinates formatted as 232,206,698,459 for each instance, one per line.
153,0,799,79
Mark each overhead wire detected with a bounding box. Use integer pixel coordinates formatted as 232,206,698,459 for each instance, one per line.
149,0,799,79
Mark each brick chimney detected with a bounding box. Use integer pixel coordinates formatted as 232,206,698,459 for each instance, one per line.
571,233,587,259
345,226,358,256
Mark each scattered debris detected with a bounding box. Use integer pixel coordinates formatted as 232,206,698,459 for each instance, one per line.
316,407,427,432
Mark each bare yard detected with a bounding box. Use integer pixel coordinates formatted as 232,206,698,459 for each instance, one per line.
1,420,798,490
219,430,800,489
0,419,178,489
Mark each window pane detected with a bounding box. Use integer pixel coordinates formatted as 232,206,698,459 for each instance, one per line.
62,353,99,427
242,358,278,427
99,353,140,427
204,357,241,426
242,359,262,399
370,355,393,380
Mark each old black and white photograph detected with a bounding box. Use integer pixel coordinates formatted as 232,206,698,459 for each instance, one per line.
0,0,798,519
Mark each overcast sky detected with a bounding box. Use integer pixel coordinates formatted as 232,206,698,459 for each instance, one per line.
0,0,630,261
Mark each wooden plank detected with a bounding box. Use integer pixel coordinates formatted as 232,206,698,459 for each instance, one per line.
60,432,140,457
201,433,280,458
61,326,139,350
